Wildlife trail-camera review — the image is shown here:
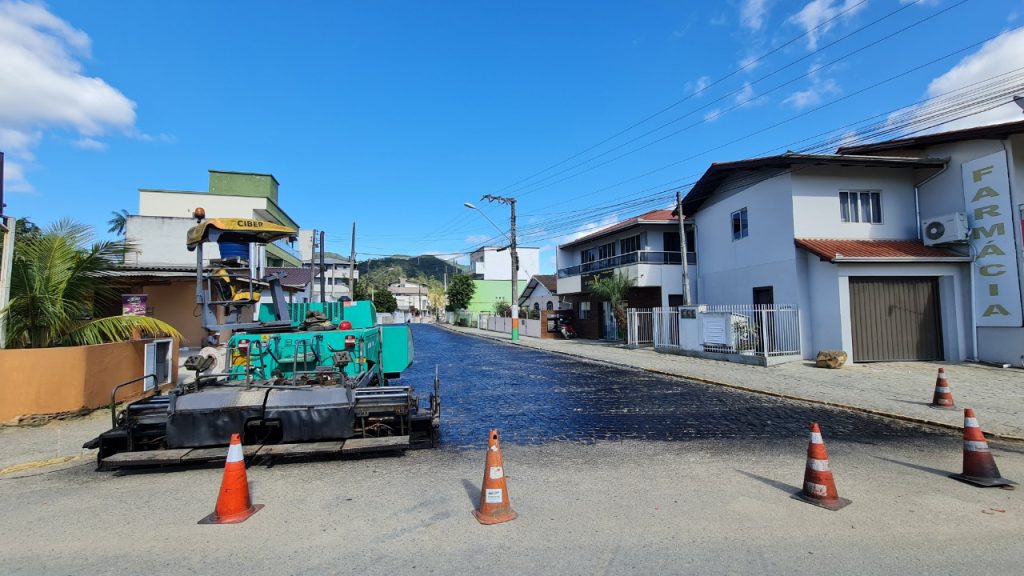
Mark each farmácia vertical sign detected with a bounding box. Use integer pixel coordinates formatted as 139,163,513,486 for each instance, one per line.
962,151,1022,327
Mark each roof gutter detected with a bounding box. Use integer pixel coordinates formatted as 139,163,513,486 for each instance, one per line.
830,256,971,263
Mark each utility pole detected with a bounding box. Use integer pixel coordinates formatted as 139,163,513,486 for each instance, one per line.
481,194,519,340
319,230,326,303
676,191,692,306
310,229,318,302
348,221,356,300
0,152,14,348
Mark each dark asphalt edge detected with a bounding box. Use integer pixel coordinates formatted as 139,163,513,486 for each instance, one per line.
435,324,1024,444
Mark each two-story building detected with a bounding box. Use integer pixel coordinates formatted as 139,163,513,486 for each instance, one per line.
556,209,696,339
389,279,430,313
116,170,306,345
838,119,1024,366
681,153,973,364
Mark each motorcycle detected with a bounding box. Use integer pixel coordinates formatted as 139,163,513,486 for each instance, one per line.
558,314,576,339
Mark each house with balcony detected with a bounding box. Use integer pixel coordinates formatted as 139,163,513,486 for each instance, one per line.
681,152,974,364
116,170,306,346
556,209,696,339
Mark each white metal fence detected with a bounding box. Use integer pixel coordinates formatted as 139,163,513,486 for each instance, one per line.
628,305,801,358
626,308,654,347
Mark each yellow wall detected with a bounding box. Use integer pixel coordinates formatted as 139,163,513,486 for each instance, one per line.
0,340,179,422
143,281,205,347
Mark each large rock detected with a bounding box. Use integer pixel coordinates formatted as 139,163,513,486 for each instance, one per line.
815,350,848,369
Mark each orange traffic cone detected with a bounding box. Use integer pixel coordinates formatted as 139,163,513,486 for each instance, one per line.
473,429,517,525
950,409,1016,489
198,433,264,524
792,422,851,510
929,368,956,409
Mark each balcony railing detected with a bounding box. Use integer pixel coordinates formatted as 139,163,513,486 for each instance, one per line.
557,250,696,278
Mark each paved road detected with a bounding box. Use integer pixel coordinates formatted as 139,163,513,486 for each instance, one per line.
1,324,1021,575
400,325,948,447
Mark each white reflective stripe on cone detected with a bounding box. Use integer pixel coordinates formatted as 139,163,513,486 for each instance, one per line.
937,373,947,380
806,458,830,472
935,387,951,393
810,432,823,444
964,440,990,452
804,482,828,497
964,417,979,428
226,442,245,463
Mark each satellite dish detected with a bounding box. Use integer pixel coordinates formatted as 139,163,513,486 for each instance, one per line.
925,221,946,240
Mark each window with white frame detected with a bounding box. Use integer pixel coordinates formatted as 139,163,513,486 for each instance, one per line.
731,208,748,240
579,301,591,320
839,190,881,223
598,242,615,260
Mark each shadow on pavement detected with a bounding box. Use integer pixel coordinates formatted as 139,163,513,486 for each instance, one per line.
871,455,951,478
734,469,797,495
461,478,479,507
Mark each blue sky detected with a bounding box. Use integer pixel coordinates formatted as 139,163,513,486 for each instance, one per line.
2,0,1023,274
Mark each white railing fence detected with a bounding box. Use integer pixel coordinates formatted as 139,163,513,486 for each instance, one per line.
628,305,801,358
626,308,654,347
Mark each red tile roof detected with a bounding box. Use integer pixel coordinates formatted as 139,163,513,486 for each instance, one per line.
559,209,677,248
795,238,967,262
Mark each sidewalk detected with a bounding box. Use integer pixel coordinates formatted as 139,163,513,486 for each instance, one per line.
445,324,1024,441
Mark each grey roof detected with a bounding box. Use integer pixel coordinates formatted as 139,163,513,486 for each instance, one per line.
837,119,1024,155
680,153,946,215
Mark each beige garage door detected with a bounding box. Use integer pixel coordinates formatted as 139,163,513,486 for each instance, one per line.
849,277,943,362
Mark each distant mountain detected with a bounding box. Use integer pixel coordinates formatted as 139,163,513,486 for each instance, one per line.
357,254,468,286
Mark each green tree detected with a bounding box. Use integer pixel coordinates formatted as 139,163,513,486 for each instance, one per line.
493,298,511,317
445,274,475,311
373,289,398,313
107,209,130,236
589,271,636,340
1,219,182,348
352,278,372,302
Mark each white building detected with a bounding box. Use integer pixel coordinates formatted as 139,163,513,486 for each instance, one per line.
517,275,560,314
115,170,306,346
389,279,430,313
838,119,1024,365
555,209,696,339
124,170,302,269
469,245,540,281
682,153,973,364
295,229,360,301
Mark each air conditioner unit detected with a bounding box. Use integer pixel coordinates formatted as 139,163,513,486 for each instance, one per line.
922,212,969,246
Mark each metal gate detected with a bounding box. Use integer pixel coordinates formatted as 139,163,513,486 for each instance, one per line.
849,277,942,362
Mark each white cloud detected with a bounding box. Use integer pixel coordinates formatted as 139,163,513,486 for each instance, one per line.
789,0,867,50
734,81,757,107
560,215,620,245
782,63,841,110
740,0,771,31
72,136,106,151
738,54,761,72
912,27,1024,132
464,234,493,245
703,108,723,123
0,1,137,191
692,75,711,95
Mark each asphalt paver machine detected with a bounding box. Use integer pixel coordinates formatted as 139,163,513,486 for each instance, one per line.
86,212,439,469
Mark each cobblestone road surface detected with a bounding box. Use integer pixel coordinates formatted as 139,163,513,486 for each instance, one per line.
399,325,948,447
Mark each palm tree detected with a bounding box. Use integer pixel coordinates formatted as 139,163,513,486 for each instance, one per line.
1,219,181,348
107,209,130,236
589,271,636,340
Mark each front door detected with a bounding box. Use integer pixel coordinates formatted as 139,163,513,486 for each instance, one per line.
752,287,774,354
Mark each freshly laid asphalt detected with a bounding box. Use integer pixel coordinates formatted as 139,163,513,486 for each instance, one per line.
441,323,1024,440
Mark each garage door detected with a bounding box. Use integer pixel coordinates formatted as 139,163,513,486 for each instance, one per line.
849,277,943,362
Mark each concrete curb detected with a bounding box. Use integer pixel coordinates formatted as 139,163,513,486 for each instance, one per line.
438,324,1024,443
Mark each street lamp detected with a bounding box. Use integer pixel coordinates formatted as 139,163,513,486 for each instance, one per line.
464,196,520,340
